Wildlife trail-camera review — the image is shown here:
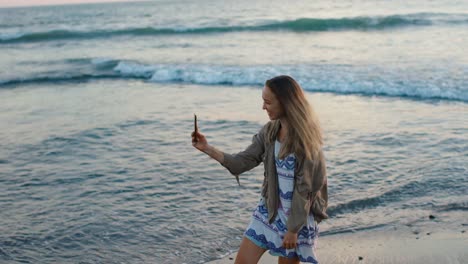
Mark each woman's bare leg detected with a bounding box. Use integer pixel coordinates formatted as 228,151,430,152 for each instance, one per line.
278,256,300,264
234,237,267,264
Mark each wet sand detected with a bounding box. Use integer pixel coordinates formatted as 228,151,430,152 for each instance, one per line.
206,227,467,264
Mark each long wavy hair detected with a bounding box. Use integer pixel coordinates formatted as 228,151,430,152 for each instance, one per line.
265,75,323,161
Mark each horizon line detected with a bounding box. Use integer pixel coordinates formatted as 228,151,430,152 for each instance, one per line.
0,0,149,9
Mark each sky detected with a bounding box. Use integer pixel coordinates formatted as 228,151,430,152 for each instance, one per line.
0,0,142,8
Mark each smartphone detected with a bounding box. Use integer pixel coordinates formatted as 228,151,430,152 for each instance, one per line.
193,114,198,142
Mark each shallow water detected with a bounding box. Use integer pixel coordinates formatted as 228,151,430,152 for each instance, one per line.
0,80,466,263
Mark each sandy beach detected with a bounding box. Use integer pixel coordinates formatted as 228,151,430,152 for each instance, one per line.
207,226,467,264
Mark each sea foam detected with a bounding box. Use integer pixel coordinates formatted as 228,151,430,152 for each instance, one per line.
1,59,466,102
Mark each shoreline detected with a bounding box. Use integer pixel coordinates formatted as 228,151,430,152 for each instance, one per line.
206,226,467,264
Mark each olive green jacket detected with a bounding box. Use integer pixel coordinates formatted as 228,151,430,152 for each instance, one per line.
220,120,328,233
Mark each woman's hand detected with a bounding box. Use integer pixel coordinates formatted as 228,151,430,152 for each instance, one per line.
192,131,208,152
282,231,298,249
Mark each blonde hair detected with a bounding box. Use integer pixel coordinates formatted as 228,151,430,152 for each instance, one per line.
265,75,323,161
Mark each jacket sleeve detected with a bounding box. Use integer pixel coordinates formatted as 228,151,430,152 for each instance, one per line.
287,149,328,233
220,125,266,178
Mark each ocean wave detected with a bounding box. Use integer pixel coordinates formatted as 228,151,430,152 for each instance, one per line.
327,178,468,217
1,13,467,43
0,74,119,86
433,201,468,212
112,61,468,102
1,59,466,102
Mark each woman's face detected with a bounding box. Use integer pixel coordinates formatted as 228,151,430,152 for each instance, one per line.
262,85,284,120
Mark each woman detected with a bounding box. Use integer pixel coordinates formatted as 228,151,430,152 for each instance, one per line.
192,75,328,264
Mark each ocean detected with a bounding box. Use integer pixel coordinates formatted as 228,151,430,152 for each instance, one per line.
0,0,467,263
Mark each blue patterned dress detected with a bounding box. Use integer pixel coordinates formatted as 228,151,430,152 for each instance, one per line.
244,140,319,263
